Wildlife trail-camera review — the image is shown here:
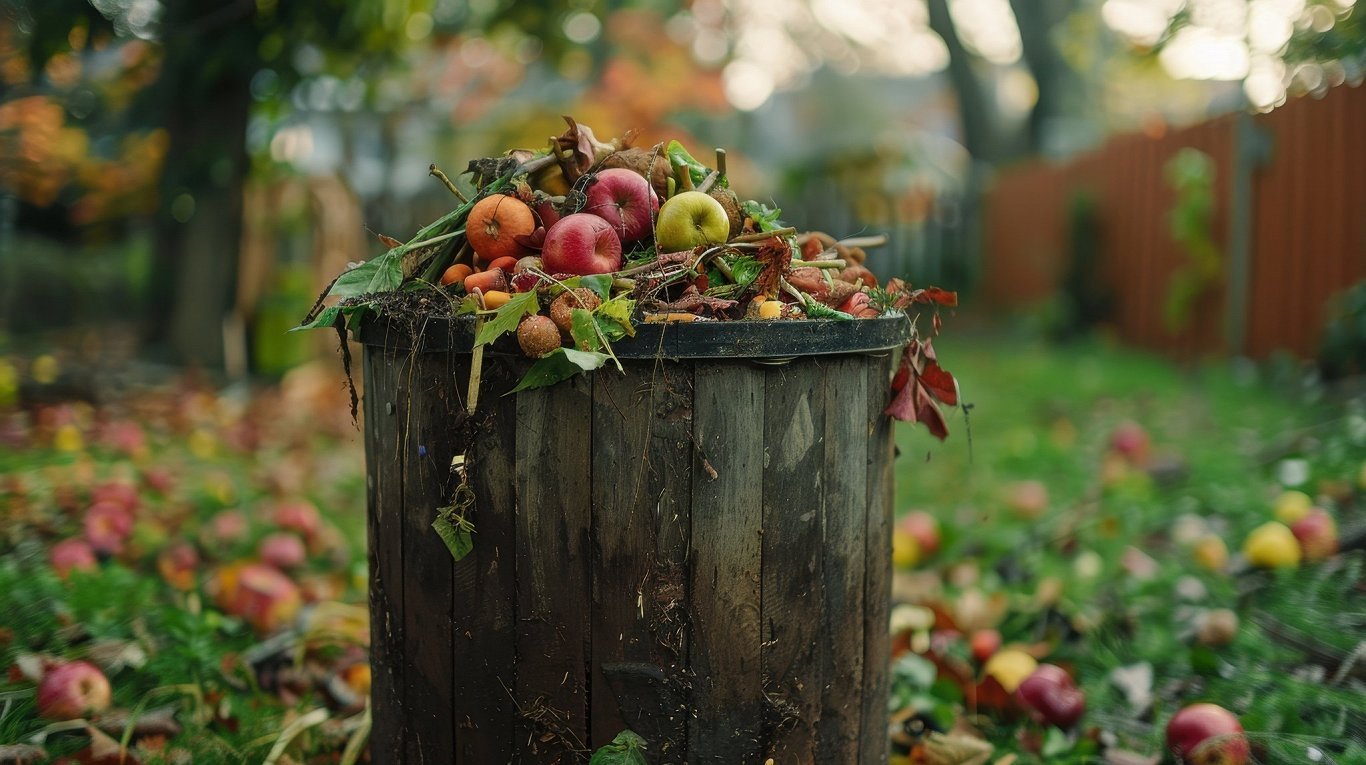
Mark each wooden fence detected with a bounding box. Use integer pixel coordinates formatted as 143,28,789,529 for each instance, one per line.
981,84,1366,358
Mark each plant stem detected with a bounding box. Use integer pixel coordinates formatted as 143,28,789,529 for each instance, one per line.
672,158,694,191
715,148,727,177
429,164,468,203
802,259,847,270
729,227,797,244
696,170,721,194
838,234,888,249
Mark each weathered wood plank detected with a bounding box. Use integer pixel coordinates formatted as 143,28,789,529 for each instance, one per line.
589,361,693,756
364,346,406,755
760,361,827,763
817,356,869,763
454,354,518,764
860,353,896,764
516,374,594,763
687,362,766,763
399,349,458,761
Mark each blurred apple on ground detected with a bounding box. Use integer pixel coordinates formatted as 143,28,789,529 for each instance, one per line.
1003,480,1048,520
50,538,97,579
1290,508,1338,560
37,661,112,720
1165,703,1249,765
1272,490,1312,524
897,511,941,558
1243,522,1301,568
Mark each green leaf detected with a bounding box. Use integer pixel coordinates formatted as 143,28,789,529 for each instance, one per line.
432,508,474,562
1041,727,1073,758
741,200,784,232
578,274,613,299
727,255,761,287
663,137,715,187
594,295,636,338
509,347,609,393
570,308,602,352
473,290,540,347
803,296,854,321
589,730,650,765
455,294,480,315
328,252,403,300
291,306,342,332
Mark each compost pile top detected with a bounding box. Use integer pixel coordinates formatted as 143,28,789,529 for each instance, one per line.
301,117,958,411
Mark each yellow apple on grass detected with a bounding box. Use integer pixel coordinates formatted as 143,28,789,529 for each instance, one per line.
655,191,729,252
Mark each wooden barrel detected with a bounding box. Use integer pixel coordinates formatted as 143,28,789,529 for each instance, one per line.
359,315,910,764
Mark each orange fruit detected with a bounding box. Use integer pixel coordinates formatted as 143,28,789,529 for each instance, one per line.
440,263,473,286
466,195,534,263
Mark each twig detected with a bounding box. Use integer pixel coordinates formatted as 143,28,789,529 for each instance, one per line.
696,170,721,194
715,148,727,177
429,163,468,203
838,234,889,249
672,158,694,191
729,227,797,244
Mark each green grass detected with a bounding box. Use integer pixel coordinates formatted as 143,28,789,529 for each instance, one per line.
887,332,1366,763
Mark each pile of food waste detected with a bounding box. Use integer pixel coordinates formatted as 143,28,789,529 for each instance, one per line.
299,117,958,432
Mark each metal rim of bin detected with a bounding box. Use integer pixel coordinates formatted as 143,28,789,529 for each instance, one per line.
357,310,914,359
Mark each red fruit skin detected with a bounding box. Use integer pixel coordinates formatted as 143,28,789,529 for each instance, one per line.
541,214,623,276
1109,420,1151,464
583,168,658,243
1290,508,1338,560
536,198,562,228
1166,704,1250,765
898,511,942,557
273,501,320,539
91,481,139,512
259,533,307,569
50,538,97,579
37,661,112,720
227,563,303,634
464,267,509,295
838,291,881,318
83,501,134,555
969,629,1001,663
1017,664,1086,729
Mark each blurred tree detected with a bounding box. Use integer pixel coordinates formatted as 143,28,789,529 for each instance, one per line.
11,0,434,367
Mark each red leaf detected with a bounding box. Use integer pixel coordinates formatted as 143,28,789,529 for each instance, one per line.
884,377,918,421
920,361,958,406
912,287,958,307
914,382,950,440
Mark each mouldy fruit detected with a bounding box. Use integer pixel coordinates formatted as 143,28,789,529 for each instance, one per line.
708,187,743,239
1195,608,1239,647
37,661,112,720
1165,703,1249,765
517,315,562,358
1242,521,1301,568
600,147,672,199
549,288,602,335
757,299,782,320
466,194,535,263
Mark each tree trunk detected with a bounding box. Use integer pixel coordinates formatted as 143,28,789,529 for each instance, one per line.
144,0,258,368
926,0,1003,163
1009,0,1080,155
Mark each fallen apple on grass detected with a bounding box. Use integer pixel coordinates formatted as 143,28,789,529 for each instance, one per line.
1243,521,1301,568
50,538,97,579
541,214,623,276
259,532,307,570
1165,703,1250,765
1290,507,1338,560
1017,663,1086,729
654,190,729,252
37,661,112,720
898,510,942,558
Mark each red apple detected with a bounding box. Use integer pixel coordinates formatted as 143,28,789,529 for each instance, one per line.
206,509,249,546
535,197,563,228
1004,480,1049,519
1109,420,1151,464
259,532,307,570
50,538,97,579
272,500,320,540
898,511,942,558
1290,508,1338,561
82,501,134,555
838,290,881,318
37,661,112,720
215,562,302,634
541,214,623,276
583,168,657,243
91,481,139,512
157,542,200,590
1017,664,1086,729
1165,703,1250,765
969,629,1001,663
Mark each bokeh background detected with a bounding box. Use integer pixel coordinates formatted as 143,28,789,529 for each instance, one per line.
2,1,1365,762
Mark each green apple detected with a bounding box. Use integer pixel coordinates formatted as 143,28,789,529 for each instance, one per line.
655,191,730,251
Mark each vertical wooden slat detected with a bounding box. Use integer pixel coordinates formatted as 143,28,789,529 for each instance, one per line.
365,346,406,755
760,362,826,763
516,375,594,762
454,355,519,764
688,362,765,763
400,349,457,761
859,353,896,765
817,357,869,763
589,361,694,757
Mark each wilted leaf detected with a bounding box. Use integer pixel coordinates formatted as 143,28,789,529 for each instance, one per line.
920,361,959,406
922,732,992,765
594,295,636,338
473,290,540,347
589,729,650,765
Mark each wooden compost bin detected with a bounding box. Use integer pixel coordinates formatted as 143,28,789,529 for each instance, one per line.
359,314,912,764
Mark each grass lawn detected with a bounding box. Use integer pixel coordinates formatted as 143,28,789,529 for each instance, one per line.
0,333,1362,763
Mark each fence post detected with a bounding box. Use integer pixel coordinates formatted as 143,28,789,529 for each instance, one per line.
1225,112,1272,356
